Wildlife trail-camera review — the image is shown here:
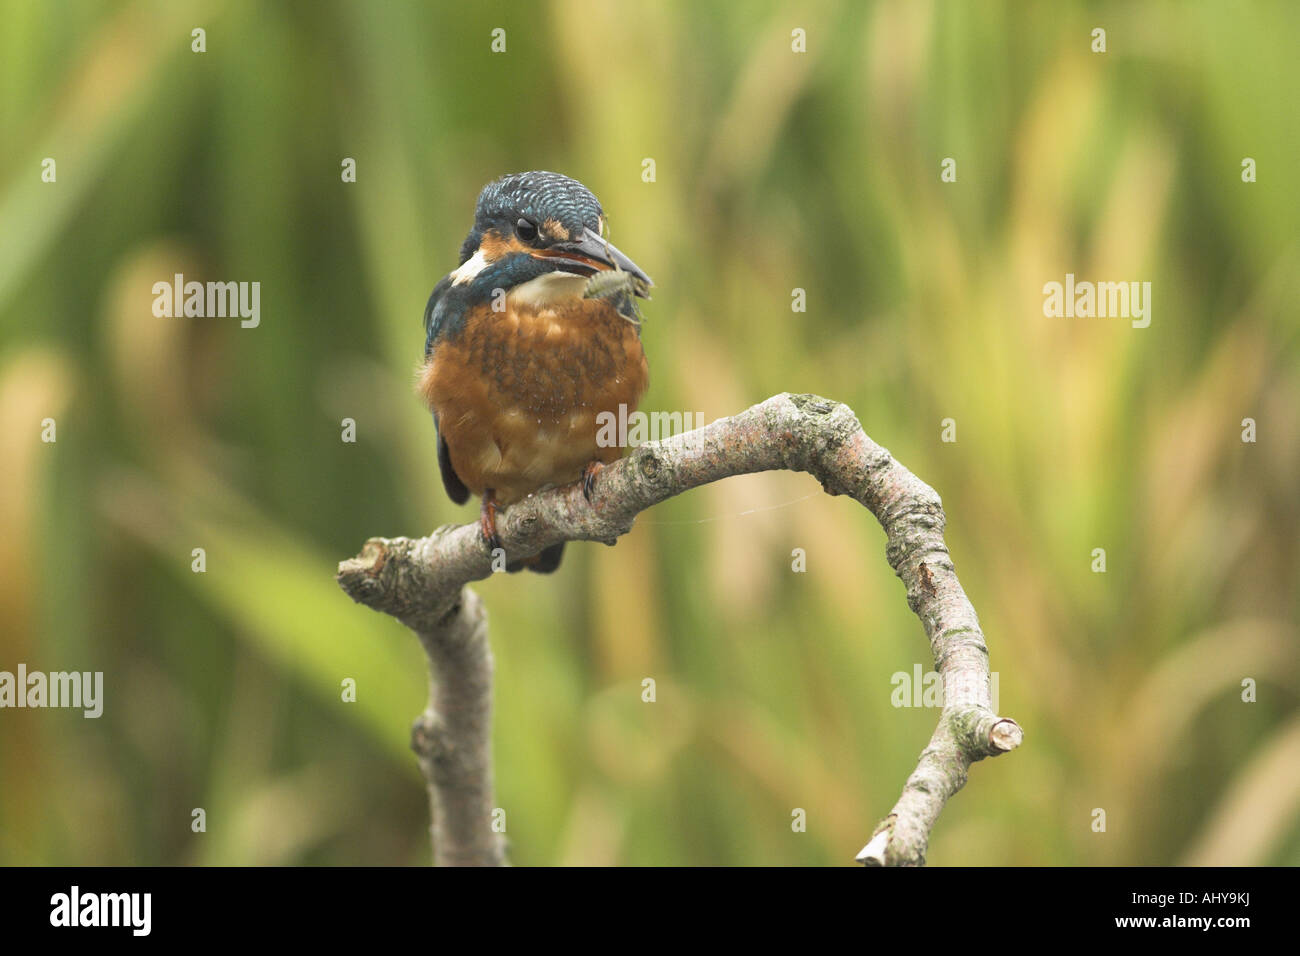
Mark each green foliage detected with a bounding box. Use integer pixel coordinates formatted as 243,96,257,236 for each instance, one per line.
2,0,1297,865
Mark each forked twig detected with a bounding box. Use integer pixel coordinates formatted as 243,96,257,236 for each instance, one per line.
336,392,1021,866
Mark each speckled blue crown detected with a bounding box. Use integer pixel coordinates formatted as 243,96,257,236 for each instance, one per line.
475,171,603,238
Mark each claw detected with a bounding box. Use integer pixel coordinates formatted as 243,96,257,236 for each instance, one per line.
581,461,604,504
479,491,503,554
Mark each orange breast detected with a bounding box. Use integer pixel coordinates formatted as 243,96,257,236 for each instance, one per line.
419,297,649,505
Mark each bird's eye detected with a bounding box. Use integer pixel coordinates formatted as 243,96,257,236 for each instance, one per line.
516,219,538,242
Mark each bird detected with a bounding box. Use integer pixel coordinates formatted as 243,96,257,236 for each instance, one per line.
418,171,653,573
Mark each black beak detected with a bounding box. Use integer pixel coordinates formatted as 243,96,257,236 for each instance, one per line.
545,227,653,297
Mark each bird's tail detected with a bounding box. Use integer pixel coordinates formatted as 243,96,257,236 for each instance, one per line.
505,541,565,574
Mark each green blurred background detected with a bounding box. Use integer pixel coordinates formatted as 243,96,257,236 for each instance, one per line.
2,0,1297,866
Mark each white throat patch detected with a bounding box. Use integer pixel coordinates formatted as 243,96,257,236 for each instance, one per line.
450,249,489,285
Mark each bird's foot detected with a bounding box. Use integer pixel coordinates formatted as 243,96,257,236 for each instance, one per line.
479,491,503,554
580,461,604,504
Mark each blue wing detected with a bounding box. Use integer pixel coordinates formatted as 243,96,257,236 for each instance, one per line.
423,275,455,357
423,276,470,505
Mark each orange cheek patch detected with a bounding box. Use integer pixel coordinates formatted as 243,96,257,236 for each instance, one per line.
478,229,532,262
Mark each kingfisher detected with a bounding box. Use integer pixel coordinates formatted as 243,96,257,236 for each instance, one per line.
419,171,653,573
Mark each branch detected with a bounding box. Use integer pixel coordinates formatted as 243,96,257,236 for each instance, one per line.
336,392,1022,866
